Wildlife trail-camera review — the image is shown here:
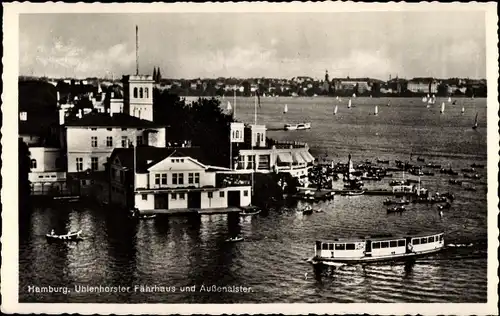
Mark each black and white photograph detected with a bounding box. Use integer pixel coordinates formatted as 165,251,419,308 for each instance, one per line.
1,2,498,314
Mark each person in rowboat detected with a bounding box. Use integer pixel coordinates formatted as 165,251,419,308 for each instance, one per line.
51,229,55,235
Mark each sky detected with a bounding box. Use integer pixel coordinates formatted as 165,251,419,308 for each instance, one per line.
19,11,487,80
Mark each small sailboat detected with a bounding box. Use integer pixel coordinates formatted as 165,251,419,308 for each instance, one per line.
448,97,452,103
352,93,356,98
472,112,478,130
348,99,352,109
422,97,427,102
374,105,379,116
387,100,390,107
440,102,445,114
336,96,339,100
334,105,338,115
427,94,430,98
283,104,288,114
227,101,232,112
461,106,465,114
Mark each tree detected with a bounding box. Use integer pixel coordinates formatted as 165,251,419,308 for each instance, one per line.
19,138,32,218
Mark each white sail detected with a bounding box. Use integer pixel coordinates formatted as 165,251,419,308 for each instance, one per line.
336,96,339,100
440,102,445,114
448,97,452,102
461,106,465,114
352,93,356,98
227,101,232,111
348,99,352,108
374,105,379,115
334,105,338,115
284,104,288,114
427,93,430,98
422,97,427,102
426,104,431,108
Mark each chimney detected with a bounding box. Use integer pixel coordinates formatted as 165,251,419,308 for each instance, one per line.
59,109,65,125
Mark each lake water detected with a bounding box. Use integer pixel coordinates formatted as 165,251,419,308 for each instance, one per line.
19,97,488,303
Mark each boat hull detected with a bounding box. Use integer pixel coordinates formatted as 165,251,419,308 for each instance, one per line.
310,247,443,266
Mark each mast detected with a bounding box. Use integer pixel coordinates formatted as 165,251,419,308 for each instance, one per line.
135,25,139,75
233,89,236,117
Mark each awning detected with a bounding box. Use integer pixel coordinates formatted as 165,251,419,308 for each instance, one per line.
293,152,306,164
277,152,293,164
299,151,314,163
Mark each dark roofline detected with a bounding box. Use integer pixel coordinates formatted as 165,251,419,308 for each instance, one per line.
64,112,165,128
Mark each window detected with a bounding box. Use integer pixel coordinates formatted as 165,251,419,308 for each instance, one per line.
133,87,138,98
413,239,420,245
335,244,345,250
345,243,355,250
178,173,184,185
121,136,128,147
439,235,444,241
136,135,143,146
390,241,397,248
161,174,167,185
328,244,334,250
188,173,194,184
139,88,144,98
247,155,255,169
91,128,97,131
121,128,128,131
194,173,200,184
219,191,225,198
256,133,261,144
236,130,240,138
372,242,380,249
428,236,434,243
155,174,161,185
398,240,406,247
322,243,328,250
91,157,99,171
106,136,113,147
76,157,83,172
142,194,148,200
381,241,389,248
179,193,185,200
243,190,249,197
421,237,428,244
30,159,37,169
208,192,213,198
145,88,149,98
171,193,177,200
107,128,112,131
172,174,178,185
91,136,98,147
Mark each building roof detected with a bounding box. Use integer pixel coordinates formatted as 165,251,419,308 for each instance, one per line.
64,112,164,128
110,146,215,173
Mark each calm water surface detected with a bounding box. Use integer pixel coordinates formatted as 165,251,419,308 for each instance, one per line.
19,97,488,303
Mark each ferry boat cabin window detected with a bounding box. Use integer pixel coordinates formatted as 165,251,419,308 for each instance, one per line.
413,239,420,245
421,237,428,244
439,235,444,241
335,244,345,250
390,241,397,247
398,240,405,247
328,244,334,250
381,241,389,248
428,236,434,242
322,243,329,250
372,242,380,249
316,241,321,250
345,243,355,250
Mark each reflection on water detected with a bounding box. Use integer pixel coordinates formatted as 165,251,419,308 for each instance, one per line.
19,97,488,303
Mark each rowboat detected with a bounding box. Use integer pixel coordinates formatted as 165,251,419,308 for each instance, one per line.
46,230,83,241
284,122,311,130
309,232,445,266
239,206,261,216
226,236,244,242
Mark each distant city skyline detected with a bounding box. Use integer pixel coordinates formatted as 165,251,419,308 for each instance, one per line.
20,11,487,80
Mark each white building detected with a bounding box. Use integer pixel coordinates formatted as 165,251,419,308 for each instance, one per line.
122,75,154,121
109,146,252,212
62,112,167,173
28,147,68,195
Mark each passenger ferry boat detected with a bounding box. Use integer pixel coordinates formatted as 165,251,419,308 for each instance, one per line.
284,122,311,130
309,232,444,266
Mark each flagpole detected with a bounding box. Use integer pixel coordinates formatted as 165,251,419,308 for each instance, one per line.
254,93,257,125
229,128,232,170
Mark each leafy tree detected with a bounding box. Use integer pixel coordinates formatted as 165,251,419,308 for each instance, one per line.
19,138,32,218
